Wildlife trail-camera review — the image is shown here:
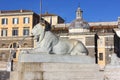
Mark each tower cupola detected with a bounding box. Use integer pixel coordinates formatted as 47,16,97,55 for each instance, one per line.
76,6,83,19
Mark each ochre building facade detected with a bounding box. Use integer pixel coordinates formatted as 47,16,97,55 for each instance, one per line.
0,10,39,62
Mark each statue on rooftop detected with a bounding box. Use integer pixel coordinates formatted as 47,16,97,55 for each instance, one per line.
21,23,88,55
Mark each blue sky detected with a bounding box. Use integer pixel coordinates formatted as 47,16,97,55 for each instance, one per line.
0,0,120,22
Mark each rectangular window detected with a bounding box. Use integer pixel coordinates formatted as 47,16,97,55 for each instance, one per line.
23,17,29,24
23,27,29,36
12,28,18,36
13,18,19,24
99,53,103,60
1,18,8,25
1,28,7,37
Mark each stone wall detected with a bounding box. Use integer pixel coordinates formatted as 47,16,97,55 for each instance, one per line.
0,37,34,48
0,37,34,62
0,71,10,80
0,62,7,71
0,62,10,80
86,36,96,57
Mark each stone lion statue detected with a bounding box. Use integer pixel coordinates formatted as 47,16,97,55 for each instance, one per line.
21,23,88,55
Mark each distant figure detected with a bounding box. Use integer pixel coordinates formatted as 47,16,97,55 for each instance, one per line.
21,23,88,55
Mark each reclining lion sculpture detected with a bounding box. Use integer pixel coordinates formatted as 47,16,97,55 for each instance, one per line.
21,23,88,55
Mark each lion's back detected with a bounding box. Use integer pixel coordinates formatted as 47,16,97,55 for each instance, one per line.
39,31,59,49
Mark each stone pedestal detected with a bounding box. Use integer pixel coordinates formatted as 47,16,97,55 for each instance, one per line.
10,53,100,80
104,65,120,80
104,54,120,80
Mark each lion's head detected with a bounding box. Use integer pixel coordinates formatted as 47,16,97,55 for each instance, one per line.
31,23,45,42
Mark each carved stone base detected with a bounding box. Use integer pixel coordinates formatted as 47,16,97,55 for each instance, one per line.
18,53,95,63
10,54,101,80
11,62,101,80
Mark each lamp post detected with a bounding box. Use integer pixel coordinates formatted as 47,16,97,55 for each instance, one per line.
40,0,42,23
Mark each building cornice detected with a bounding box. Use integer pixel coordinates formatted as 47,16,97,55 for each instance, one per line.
0,12,34,16
89,21,117,26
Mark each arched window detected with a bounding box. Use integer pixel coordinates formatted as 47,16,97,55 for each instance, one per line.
9,42,20,48
23,43,28,47
1,44,6,47
9,42,21,59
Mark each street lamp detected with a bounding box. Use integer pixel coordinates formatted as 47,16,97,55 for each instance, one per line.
40,0,42,23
